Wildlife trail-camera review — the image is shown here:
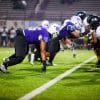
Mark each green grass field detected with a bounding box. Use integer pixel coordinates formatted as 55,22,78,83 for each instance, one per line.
0,48,100,100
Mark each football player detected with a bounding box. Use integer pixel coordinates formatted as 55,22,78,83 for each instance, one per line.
0,26,50,73
59,15,83,47
87,15,100,67
28,20,50,65
46,23,60,66
76,11,95,49
29,23,60,66
76,11,91,35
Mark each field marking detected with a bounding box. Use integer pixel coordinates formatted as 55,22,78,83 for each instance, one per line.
18,56,96,100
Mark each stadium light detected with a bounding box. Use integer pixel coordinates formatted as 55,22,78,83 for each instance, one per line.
21,0,27,8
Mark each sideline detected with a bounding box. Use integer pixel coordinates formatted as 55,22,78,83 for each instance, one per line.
18,56,96,100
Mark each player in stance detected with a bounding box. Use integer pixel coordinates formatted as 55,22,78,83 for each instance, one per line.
59,15,83,47
46,23,60,66
28,23,60,66
28,20,50,65
0,26,50,73
76,11,100,67
44,16,84,65
87,15,100,67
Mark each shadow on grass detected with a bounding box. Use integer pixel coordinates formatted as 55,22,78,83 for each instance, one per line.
60,61,100,86
19,68,41,73
0,97,11,100
62,71,100,87
0,72,26,80
0,68,40,80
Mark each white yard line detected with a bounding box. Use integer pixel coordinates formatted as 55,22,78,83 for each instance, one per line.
18,56,96,100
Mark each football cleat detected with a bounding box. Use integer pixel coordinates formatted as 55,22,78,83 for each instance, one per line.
0,64,7,73
41,66,46,72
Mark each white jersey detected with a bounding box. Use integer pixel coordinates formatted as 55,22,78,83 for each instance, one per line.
83,16,89,27
96,25,100,40
80,17,89,33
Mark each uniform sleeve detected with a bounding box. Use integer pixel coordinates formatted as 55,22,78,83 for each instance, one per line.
42,29,50,42
67,25,76,33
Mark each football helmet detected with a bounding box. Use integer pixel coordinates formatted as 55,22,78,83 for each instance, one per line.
41,20,49,29
87,15,100,29
48,23,60,38
87,14,94,24
71,15,82,30
83,14,94,26
76,11,87,20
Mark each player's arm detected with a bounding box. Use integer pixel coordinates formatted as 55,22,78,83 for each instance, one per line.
63,38,72,45
68,25,80,38
71,30,80,38
90,30,97,44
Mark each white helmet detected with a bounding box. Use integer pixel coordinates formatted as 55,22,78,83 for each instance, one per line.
71,16,82,30
48,23,60,38
48,23,60,34
41,20,49,29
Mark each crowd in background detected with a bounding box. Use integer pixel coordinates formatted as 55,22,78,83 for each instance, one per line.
0,26,16,47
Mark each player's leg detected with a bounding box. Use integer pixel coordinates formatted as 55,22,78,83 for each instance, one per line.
0,30,28,72
93,39,100,68
48,37,60,66
28,44,42,65
94,49,100,67
28,44,35,65
40,40,47,72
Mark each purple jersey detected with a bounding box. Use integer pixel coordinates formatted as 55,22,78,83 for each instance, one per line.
59,21,77,39
23,26,50,44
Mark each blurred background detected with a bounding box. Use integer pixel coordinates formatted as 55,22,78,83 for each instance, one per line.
0,0,99,48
